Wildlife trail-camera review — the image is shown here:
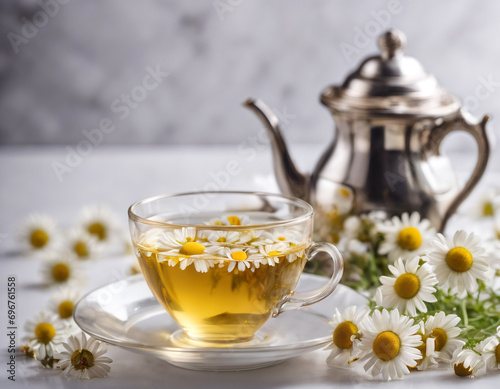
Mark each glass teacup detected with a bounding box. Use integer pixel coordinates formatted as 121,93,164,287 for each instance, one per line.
128,192,343,345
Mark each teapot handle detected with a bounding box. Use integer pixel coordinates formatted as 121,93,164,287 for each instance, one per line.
422,110,491,232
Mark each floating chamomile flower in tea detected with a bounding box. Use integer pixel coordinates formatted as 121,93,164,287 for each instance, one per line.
223,248,254,272
205,230,241,245
261,228,301,247
205,215,251,226
56,332,112,379
19,214,60,255
377,212,435,262
256,244,286,266
375,256,438,316
428,230,490,298
24,312,66,362
158,227,198,250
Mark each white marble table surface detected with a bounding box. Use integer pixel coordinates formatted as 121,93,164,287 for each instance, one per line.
0,145,499,388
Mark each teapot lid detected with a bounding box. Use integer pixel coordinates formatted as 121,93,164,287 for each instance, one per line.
321,29,460,118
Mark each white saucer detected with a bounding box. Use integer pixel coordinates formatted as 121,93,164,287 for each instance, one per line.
74,274,365,371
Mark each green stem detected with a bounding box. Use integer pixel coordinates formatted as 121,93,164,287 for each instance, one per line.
461,299,469,327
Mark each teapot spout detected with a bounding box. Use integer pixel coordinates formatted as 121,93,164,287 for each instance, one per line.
243,98,309,201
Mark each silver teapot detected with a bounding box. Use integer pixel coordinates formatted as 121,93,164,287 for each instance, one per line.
244,29,492,240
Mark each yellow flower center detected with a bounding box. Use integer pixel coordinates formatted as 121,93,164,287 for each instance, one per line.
71,349,95,370
431,328,448,351
267,250,281,256
74,241,89,258
372,331,401,361
332,321,358,350
394,273,420,299
87,222,106,241
277,237,286,241
483,202,494,216
52,263,70,282
231,251,247,261
446,247,473,272
454,362,472,377
227,216,241,225
179,242,205,255
416,333,426,357
30,229,49,248
339,188,350,197
397,227,422,251
34,322,56,344
495,343,500,364
58,300,75,319
216,237,226,243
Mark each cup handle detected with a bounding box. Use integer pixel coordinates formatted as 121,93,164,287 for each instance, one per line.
272,242,344,317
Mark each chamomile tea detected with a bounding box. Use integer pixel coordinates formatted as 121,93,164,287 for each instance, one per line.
133,215,311,343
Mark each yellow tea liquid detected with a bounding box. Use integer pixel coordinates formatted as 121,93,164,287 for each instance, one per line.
135,245,307,343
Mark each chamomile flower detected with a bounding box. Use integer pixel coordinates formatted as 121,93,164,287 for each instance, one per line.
358,309,422,381
346,239,369,255
56,332,112,379
19,214,60,255
65,230,101,261
286,244,307,263
332,186,354,215
465,188,500,218
412,320,439,371
162,241,219,273
48,287,80,322
475,331,500,371
377,212,435,262
77,205,119,245
24,312,66,361
424,312,465,361
375,256,438,316
326,306,368,367
428,230,490,297
224,248,253,272
174,241,215,273
136,228,164,250
205,230,241,245
41,257,85,287
451,348,485,378
261,228,300,247
205,215,251,226
158,227,198,250
257,244,285,266
238,228,265,244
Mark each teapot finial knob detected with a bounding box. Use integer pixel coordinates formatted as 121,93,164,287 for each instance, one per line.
378,29,406,59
